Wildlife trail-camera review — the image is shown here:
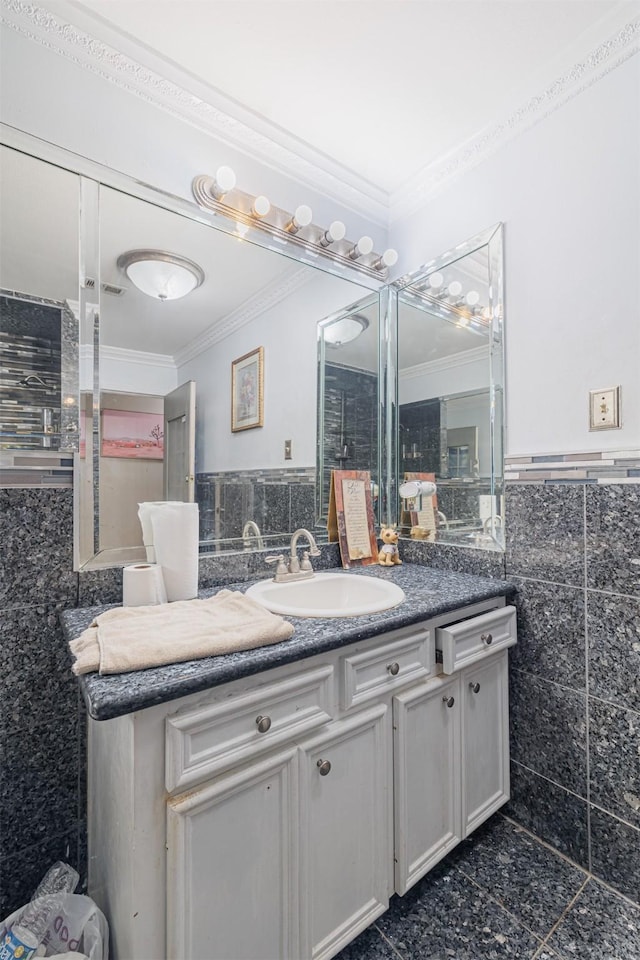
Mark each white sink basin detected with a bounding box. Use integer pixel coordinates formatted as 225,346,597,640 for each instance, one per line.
245,571,405,619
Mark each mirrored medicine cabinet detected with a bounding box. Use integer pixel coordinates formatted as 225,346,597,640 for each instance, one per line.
0,133,505,568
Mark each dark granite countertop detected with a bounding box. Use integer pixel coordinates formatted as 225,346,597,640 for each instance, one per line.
60,564,514,721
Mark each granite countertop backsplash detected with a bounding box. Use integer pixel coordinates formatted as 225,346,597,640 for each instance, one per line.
60,564,514,721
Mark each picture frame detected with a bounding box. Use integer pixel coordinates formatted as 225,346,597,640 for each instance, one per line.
231,346,264,432
100,408,164,459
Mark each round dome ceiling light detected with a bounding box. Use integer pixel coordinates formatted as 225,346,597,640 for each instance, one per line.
117,250,205,302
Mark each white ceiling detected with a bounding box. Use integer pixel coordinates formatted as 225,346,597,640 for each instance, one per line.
67,0,633,195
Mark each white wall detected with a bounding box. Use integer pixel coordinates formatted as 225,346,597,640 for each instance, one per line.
179,272,367,472
0,25,385,246
391,55,640,457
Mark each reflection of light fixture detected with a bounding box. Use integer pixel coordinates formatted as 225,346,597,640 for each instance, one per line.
323,313,369,346
117,250,205,301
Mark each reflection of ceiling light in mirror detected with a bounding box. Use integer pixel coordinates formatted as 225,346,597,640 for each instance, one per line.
324,314,369,346
117,250,205,301
465,290,480,306
482,306,493,320
426,271,444,290
235,222,250,238
447,281,462,298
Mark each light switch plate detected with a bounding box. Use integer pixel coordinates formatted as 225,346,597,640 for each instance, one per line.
589,386,621,430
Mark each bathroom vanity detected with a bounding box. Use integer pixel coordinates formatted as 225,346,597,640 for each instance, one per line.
65,566,516,960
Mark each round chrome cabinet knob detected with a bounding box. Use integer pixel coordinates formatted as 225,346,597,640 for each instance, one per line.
317,759,332,776
481,633,493,645
255,715,272,734
387,662,400,676
442,696,455,708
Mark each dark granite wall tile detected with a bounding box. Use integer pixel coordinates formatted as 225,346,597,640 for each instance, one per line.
588,591,640,713
586,484,640,597
509,671,588,798
589,698,640,828
505,484,585,586
0,488,77,605
199,552,252,587
77,567,123,606
508,578,586,691
505,762,589,869
0,826,82,920
0,605,78,734
589,806,640,904
254,483,289,535
0,711,80,852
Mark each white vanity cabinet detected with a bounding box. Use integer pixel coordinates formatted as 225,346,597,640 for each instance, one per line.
87,599,515,960
394,605,516,895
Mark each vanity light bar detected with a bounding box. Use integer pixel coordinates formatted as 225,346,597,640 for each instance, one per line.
192,173,396,281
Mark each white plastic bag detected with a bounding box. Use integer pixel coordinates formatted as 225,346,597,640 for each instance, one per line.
0,895,108,960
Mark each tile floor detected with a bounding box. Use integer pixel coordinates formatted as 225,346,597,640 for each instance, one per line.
336,814,640,960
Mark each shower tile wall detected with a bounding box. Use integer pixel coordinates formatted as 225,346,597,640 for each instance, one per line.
504,482,640,905
320,363,378,510
1,296,63,450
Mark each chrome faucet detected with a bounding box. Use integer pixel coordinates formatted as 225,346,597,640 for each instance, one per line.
242,520,264,549
265,528,321,582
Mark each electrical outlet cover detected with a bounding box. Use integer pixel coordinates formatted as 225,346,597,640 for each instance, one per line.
589,387,621,430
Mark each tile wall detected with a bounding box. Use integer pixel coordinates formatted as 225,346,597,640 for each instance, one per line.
2,478,638,917
504,482,640,904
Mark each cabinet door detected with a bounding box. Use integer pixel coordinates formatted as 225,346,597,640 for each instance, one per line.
393,674,462,895
166,748,299,960
462,650,510,835
298,705,391,960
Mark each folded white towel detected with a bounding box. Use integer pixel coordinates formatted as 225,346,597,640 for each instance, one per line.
69,590,294,676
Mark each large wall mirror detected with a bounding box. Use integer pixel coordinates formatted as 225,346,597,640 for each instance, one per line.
0,139,382,568
392,223,505,550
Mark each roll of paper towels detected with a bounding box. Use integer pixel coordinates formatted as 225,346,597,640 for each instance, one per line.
122,563,168,607
137,501,199,601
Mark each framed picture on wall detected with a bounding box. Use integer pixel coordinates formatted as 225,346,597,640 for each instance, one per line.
231,346,264,432
101,408,164,459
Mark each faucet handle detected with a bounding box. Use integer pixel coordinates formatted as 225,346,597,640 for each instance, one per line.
265,554,288,578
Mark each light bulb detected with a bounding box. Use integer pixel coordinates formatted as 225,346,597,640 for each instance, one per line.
465,290,480,307
235,222,249,238
427,272,444,290
482,306,493,320
447,280,462,298
373,248,398,270
252,195,271,217
211,165,236,199
286,204,313,233
348,236,374,260
320,220,346,246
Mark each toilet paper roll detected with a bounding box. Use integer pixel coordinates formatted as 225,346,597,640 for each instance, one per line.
137,501,199,601
122,563,168,607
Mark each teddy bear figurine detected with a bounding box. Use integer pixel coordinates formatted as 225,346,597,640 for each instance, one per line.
377,526,403,566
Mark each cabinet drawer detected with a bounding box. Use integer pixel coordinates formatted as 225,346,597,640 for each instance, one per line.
436,606,516,674
166,664,333,792
340,625,432,710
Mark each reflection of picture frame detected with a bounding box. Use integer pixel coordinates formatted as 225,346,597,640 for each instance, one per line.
231,346,264,432
101,409,164,459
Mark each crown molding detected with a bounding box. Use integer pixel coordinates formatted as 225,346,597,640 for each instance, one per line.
401,346,489,380
175,265,313,367
81,343,176,369
1,0,389,225
390,14,640,222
